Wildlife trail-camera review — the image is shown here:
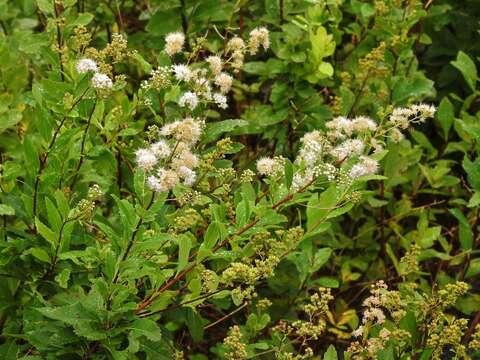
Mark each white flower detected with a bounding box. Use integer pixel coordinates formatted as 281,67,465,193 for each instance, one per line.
195,77,212,99
213,93,228,109
256,157,284,176
330,139,365,160
147,168,179,192
215,72,233,93
248,27,270,55
179,91,198,110
172,64,192,82
91,73,113,89
206,55,223,75
227,37,245,51
135,148,158,171
296,139,322,166
411,103,436,119
352,116,377,132
326,117,354,136
165,32,185,56
362,307,386,324
177,166,196,186
151,140,171,159
172,153,199,171
76,58,98,74
161,117,203,145
256,157,276,176
389,128,405,143
349,156,379,179
389,107,414,129
352,326,364,338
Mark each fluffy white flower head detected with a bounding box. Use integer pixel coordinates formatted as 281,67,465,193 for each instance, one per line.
172,64,192,82
330,139,365,160
165,32,185,56
249,27,270,54
135,148,158,171
350,156,379,179
151,140,171,159
91,73,113,89
177,166,196,186
215,72,233,94
179,91,198,110
147,168,180,192
352,116,377,132
213,93,228,109
76,58,98,74
206,56,223,75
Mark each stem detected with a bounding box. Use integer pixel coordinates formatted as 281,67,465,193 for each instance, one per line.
279,0,285,24
203,302,247,330
70,98,98,190
179,0,189,51
54,2,64,81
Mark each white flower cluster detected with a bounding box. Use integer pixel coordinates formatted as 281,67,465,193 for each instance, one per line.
255,104,437,191
389,103,436,129
76,58,113,90
152,30,269,112
325,115,377,139
256,157,285,176
136,117,204,192
248,27,270,55
352,281,389,338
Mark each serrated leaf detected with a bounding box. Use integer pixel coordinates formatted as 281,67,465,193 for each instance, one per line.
130,318,162,342
324,345,338,360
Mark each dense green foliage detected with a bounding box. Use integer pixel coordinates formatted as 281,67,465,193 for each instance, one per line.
0,0,479,359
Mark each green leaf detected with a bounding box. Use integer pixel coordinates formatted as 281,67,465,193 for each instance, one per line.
466,258,480,279
130,318,162,342
449,209,473,250
317,62,334,78
55,268,71,288
36,0,54,14
146,7,182,36
306,185,337,231
463,156,480,191
392,75,434,103
25,247,51,263
235,197,250,228
203,222,220,249
45,197,62,232
437,97,454,140
35,217,57,247
177,234,191,274
203,119,248,143
0,204,15,216
186,308,204,343
312,248,332,273
284,158,293,189
112,194,139,236
324,345,338,360
451,51,478,92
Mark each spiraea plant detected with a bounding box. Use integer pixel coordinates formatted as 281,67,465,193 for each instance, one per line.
0,1,479,360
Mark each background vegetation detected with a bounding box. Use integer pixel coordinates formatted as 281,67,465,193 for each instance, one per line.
0,0,479,359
